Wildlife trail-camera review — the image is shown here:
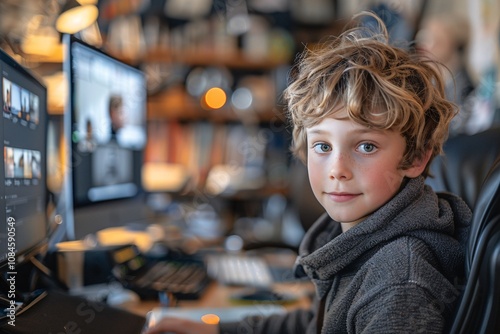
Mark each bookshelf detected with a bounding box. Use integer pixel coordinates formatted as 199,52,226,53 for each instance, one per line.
137,40,294,241
134,14,294,198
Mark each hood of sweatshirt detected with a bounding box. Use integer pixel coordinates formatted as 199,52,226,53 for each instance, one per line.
295,176,472,283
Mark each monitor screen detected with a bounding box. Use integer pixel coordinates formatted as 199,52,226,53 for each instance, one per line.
0,48,48,269
63,35,148,240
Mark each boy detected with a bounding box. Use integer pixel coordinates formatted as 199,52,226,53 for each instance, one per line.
145,11,471,334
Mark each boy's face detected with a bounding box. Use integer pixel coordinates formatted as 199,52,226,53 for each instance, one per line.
306,110,424,231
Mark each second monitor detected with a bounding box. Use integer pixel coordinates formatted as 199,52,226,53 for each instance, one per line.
63,35,148,240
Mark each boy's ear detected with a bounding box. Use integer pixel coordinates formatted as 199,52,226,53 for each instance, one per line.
404,149,432,178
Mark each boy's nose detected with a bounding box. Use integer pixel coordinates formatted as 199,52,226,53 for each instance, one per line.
329,153,353,180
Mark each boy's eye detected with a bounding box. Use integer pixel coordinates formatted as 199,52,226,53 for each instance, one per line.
313,143,331,153
358,143,377,153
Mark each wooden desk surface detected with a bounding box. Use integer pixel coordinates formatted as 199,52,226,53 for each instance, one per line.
126,279,314,317
122,250,314,317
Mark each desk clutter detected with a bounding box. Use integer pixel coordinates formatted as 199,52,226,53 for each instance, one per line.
47,234,299,305
47,241,211,301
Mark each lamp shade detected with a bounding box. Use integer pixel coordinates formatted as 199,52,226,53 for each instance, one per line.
56,0,99,34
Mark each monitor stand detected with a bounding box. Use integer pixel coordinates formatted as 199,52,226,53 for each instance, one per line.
70,196,153,241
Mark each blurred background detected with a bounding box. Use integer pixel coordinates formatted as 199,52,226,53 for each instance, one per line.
1,0,499,250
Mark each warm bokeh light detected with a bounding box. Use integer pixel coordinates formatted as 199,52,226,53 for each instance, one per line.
203,87,227,109
201,313,220,325
56,4,99,34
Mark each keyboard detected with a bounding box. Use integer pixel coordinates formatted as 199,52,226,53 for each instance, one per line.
206,254,274,287
119,260,210,300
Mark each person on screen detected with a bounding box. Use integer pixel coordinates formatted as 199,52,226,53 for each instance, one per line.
14,153,24,178
78,119,97,152
4,147,14,178
31,153,41,179
90,94,133,187
29,94,39,124
3,87,11,113
145,11,471,334
108,94,125,137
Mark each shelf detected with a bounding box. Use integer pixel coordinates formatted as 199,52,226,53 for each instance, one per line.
110,47,291,70
21,44,64,64
21,44,291,71
147,85,286,123
153,48,291,69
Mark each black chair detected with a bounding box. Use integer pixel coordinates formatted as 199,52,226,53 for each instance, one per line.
426,127,500,211
427,128,500,333
448,156,500,333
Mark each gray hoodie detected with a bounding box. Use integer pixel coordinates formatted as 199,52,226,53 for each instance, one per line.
219,176,471,334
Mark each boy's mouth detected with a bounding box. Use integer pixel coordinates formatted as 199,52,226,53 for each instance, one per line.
325,192,361,203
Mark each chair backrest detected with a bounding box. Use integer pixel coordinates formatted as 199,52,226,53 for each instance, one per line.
448,157,500,334
426,127,500,211
425,128,500,333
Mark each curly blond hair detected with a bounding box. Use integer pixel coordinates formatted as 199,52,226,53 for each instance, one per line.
283,11,457,178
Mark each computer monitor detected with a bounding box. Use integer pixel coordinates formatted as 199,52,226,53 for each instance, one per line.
62,35,148,240
0,48,49,269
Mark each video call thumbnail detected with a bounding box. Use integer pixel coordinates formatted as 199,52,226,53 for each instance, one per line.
4,146,41,180
3,77,40,126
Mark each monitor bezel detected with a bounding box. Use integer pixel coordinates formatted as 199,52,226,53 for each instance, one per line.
0,48,50,270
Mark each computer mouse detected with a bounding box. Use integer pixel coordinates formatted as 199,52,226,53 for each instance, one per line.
146,242,170,258
106,288,140,307
230,288,296,303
